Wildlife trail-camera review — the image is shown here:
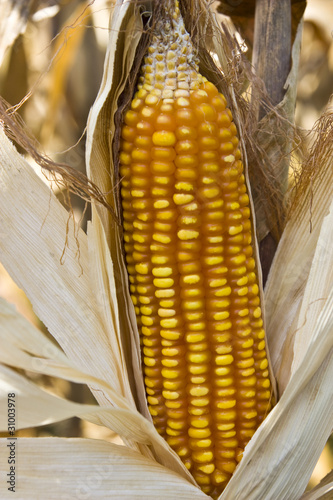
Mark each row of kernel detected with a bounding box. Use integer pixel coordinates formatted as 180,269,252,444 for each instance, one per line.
225,223,258,451
173,100,215,479
247,270,272,423
148,99,192,464
121,93,169,436
192,84,241,490
214,146,256,463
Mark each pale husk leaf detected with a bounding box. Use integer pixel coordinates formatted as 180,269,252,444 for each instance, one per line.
0,437,206,500
85,0,149,417
291,197,333,376
265,136,333,392
0,297,194,482
0,126,136,410
0,296,136,409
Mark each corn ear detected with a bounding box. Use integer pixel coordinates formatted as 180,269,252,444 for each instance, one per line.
118,2,274,496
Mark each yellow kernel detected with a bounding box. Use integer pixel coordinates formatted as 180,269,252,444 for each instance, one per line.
141,316,154,326
186,333,205,343
215,345,232,355
166,427,182,436
198,464,215,474
160,300,175,308
161,318,178,328
189,364,209,375
237,276,248,286
192,450,214,463
214,286,232,297
152,131,176,146
153,278,174,288
152,267,173,277
155,289,175,298
261,379,271,388
224,154,235,163
229,225,243,235
153,233,171,244
151,256,169,265
188,428,211,438
140,306,152,315
209,279,227,287
215,367,231,376
238,309,249,317
257,329,265,339
135,263,149,275
161,330,182,340
174,193,194,205
177,97,190,107
154,199,169,209
216,423,235,431
237,358,254,369
188,352,211,363
145,94,159,105
144,357,156,367
162,358,178,367
190,387,210,398
215,354,234,366
168,419,187,430
162,368,179,379
260,359,268,370
175,182,194,191
158,308,176,318
178,229,199,240
180,215,198,225
213,311,230,321
232,255,246,266
185,312,204,321
240,375,257,387
258,340,266,350
213,470,229,484
147,396,159,405
204,256,224,265
245,410,258,420
216,400,236,409
201,187,220,199
119,152,131,165
220,462,236,474
208,236,223,243
238,287,249,296
215,321,232,332
183,275,200,284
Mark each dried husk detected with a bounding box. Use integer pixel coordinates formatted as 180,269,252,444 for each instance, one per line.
265,107,333,392
0,436,206,500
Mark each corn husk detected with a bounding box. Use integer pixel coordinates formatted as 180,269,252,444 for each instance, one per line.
0,437,206,500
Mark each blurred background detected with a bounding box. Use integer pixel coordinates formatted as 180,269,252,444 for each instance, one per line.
0,0,332,490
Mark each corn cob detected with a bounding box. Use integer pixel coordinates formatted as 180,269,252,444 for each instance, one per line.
119,2,273,497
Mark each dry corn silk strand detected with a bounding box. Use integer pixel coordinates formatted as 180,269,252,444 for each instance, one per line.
118,1,273,497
